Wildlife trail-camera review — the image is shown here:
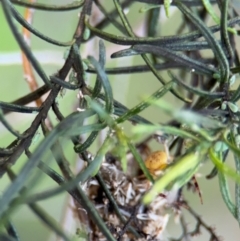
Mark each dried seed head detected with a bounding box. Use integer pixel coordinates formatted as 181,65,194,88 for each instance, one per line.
82,154,171,240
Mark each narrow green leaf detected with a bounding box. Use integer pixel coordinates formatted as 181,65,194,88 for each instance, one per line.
169,71,224,98
130,45,218,77
223,134,240,158
209,148,240,184
74,131,99,153
88,56,113,113
10,0,84,11
116,81,173,123
66,122,106,137
132,124,201,142
0,110,94,217
85,16,240,46
176,0,229,82
234,151,240,224
218,171,237,219
84,97,114,127
128,142,154,183
90,136,112,177
0,101,40,113
0,109,24,138
202,0,236,34
92,40,106,98
150,99,225,129
50,76,80,90
10,3,75,46
76,186,116,241
2,0,52,87
29,204,71,241
164,0,171,17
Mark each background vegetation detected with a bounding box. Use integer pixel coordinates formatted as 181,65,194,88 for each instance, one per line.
1,0,240,240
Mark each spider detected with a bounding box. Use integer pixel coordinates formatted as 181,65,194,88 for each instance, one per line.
144,150,203,204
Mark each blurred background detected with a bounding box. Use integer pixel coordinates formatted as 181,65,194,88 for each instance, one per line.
0,0,239,240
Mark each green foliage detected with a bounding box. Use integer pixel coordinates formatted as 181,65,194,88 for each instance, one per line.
1,0,240,240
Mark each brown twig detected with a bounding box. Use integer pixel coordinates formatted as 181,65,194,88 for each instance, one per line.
21,0,43,107
187,205,221,241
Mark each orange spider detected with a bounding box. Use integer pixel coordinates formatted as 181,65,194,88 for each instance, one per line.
145,150,203,204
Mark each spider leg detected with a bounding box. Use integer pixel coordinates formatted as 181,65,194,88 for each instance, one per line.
191,175,203,204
